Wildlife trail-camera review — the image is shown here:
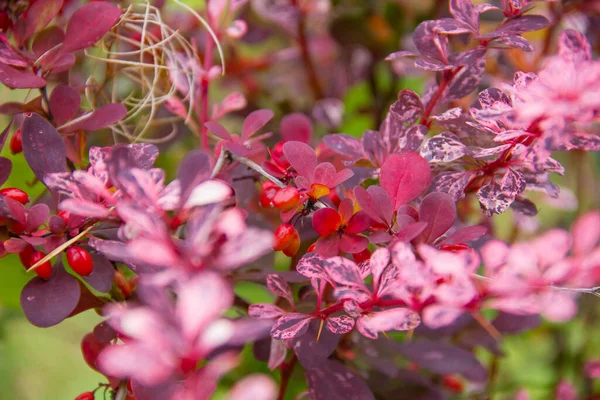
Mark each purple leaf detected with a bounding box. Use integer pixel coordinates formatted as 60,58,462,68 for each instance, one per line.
81,253,115,293
380,152,431,210
306,360,375,400
49,85,80,126
492,35,534,51
445,60,485,101
242,109,274,140
22,113,67,183
61,2,122,53
450,0,479,33
271,313,314,340
282,141,317,179
476,181,513,215
493,312,540,334
419,192,457,244
568,132,600,151
0,63,46,89
323,134,364,160
558,29,591,62
396,339,487,381
509,196,537,216
501,168,526,196
62,103,127,132
413,21,449,61
414,57,452,71
14,0,63,43
432,18,472,35
420,132,467,163
293,320,340,368
20,262,81,327
266,274,294,306
249,304,285,319
494,15,549,35
0,157,12,187
26,204,50,232
429,171,472,202
390,90,424,125
326,315,355,334
177,150,211,208
281,113,312,143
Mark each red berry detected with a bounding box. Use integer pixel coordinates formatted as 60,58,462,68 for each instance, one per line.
442,375,464,393
273,223,300,257
352,248,371,263
259,181,280,208
30,251,52,280
81,332,108,372
9,129,22,154
18,246,33,269
74,392,95,400
66,246,94,276
0,187,29,204
307,242,317,253
439,243,471,253
58,210,70,224
273,187,300,211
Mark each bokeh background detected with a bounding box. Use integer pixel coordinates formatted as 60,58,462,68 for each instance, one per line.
1,0,599,399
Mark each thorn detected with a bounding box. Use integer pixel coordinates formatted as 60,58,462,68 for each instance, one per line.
381,330,390,340
471,311,502,342
316,319,325,342
406,329,414,341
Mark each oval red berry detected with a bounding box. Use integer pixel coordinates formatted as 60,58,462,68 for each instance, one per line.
9,129,22,154
0,187,29,204
66,246,94,276
30,251,52,280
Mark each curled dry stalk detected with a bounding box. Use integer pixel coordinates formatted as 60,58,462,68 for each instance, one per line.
85,1,224,144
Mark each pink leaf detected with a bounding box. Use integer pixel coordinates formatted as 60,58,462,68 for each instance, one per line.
571,211,600,256
326,315,355,334
282,141,317,179
323,257,365,288
268,339,287,370
354,185,393,226
49,85,81,126
380,152,431,210
558,29,591,62
249,304,285,319
266,274,294,306
422,304,464,328
440,225,487,245
281,113,312,143
395,221,428,242
296,253,333,283
206,121,232,140
357,308,421,339
242,109,274,140
61,2,122,54
0,35,29,67
229,374,277,400
127,238,180,267
419,192,457,244
270,313,314,340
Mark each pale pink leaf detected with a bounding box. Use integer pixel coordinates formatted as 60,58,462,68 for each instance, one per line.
380,152,431,210
270,313,313,340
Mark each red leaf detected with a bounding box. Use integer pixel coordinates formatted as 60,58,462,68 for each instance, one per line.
281,113,312,143
62,104,127,132
14,0,64,43
0,35,29,67
61,2,122,54
312,207,341,237
0,64,46,89
282,141,317,179
242,109,274,140
380,152,431,210
50,85,80,126
419,192,457,244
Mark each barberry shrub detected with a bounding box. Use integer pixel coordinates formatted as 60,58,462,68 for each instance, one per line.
0,0,599,399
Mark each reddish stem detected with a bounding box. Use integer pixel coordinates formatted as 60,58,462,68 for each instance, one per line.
277,354,297,400
420,69,456,127
292,1,324,100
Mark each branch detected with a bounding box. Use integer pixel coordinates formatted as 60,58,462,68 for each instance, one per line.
472,274,600,297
